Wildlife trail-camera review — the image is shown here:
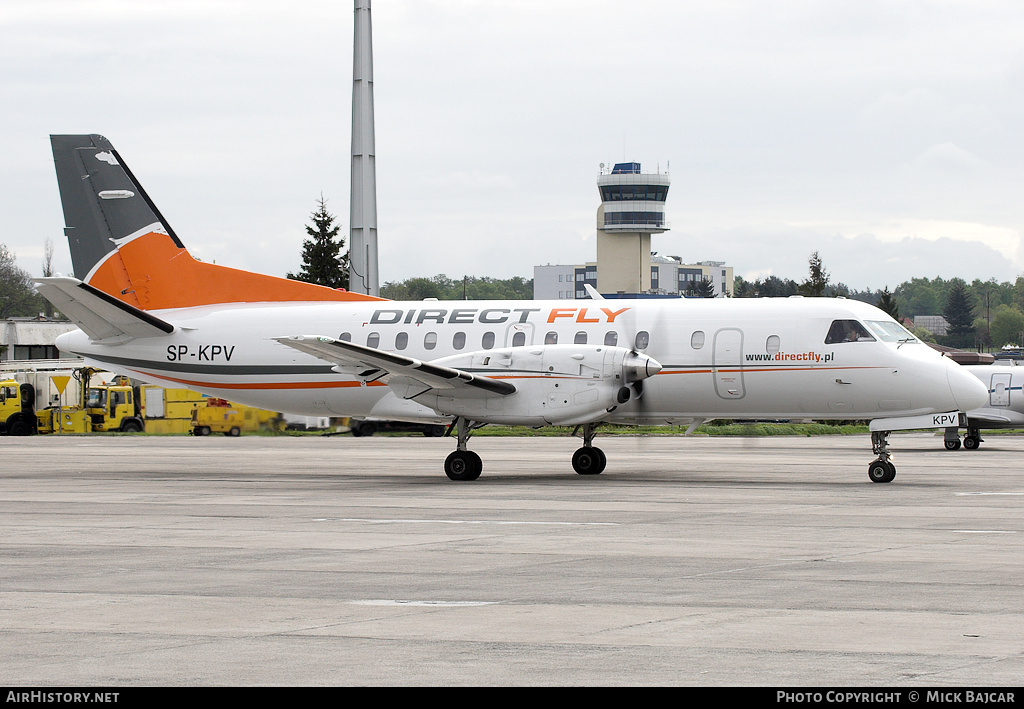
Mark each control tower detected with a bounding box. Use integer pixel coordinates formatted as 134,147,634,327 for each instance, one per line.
595,162,670,294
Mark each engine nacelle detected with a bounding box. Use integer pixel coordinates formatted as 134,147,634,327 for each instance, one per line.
402,345,661,426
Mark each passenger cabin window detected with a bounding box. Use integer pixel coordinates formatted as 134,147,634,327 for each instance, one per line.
482,332,495,349
825,320,874,344
367,332,380,348
766,335,780,355
512,331,526,347
574,331,588,345
338,332,352,342
635,331,650,350
604,331,618,346
545,331,558,345
453,332,466,350
424,332,438,350
395,332,408,350
690,331,705,349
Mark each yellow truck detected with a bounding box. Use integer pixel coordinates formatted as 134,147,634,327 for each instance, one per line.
0,378,36,435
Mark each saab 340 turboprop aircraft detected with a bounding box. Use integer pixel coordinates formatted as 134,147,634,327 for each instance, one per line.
942,363,1024,451
36,135,988,483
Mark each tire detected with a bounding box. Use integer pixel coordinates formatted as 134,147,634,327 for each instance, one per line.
351,422,374,437
196,426,211,436
944,439,961,451
121,420,142,433
7,414,30,437
868,460,896,483
963,436,980,450
444,451,482,481
226,427,241,437
572,447,606,475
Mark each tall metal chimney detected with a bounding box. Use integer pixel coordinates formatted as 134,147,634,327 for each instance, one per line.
349,0,379,296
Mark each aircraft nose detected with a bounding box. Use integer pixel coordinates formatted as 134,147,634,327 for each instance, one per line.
947,364,987,412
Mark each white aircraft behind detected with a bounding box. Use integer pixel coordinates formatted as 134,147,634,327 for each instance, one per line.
943,363,1024,450
36,135,988,483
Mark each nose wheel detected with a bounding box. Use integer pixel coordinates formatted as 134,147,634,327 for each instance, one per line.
867,459,896,483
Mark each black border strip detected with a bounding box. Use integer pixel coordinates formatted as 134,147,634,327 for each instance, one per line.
75,282,175,334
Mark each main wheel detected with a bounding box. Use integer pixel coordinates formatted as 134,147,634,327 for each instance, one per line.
944,439,961,450
572,446,606,475
963,436,980,450
444,450,482,481
868,460,896,483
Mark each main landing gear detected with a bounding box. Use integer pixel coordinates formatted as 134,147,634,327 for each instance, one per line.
868,430,897,483
444,417,483,481
944,426,983,451
442,418,610,480
571,422,607,475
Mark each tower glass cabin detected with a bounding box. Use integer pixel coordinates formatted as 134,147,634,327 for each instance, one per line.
596,162,671,295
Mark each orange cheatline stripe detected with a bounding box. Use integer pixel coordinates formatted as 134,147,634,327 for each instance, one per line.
130,364,888,391
129,369,387,390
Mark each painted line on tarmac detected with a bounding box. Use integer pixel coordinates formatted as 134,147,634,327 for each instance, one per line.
315,517,617,526
348,600,499,607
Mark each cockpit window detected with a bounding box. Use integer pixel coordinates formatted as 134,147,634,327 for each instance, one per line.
864,320,918,343
825,320,875,344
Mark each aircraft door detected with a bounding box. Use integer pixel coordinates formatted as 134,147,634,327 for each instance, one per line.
990,373,1012,407
713,328,745,399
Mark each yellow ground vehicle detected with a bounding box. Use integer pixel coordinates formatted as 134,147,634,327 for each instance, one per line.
23,367,282,435
0,378,36,436
191,398,283,436
80,374,142,432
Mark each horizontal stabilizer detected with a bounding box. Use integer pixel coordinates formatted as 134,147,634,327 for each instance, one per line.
275,336,517,398
35,277,175,341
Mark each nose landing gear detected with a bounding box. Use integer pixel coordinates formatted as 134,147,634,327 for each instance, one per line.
868,431,896,483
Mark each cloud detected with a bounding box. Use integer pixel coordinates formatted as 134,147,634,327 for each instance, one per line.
912,142,987,171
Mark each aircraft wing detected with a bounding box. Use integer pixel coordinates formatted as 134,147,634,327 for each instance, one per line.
274,335,517,399
34,276,175,341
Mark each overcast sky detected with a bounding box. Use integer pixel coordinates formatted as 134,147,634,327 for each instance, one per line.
3,0,1024,292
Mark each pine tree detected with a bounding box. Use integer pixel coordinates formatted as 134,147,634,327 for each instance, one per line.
287,196,349,289
798,251,830,297
876,286,900,320
694,276,717,298
943,279,976,348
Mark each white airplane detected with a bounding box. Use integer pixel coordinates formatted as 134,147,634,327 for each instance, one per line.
942,363,1024,450
37,135,988,483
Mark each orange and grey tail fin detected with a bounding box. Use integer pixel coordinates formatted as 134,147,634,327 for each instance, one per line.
50,134,382,311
